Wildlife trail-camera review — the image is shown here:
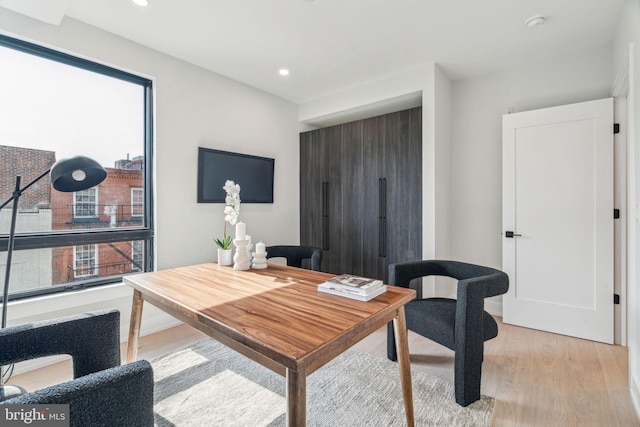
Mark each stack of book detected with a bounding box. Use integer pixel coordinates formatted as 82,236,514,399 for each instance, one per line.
317,274,387,301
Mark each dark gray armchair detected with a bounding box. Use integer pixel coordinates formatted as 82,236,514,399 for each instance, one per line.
266,245,323,271
0,308,154,426
387,260,509,406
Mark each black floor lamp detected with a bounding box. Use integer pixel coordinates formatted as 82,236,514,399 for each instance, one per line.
0,155,107,402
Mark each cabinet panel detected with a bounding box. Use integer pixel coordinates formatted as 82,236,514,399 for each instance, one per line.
362,115,386,280
300,130,321,247
300,125,344,274
300,107,422,280
340,121,364,275
321,126,344,274
384,108,422,274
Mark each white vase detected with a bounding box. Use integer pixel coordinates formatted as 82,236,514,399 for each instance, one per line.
217,248,233,266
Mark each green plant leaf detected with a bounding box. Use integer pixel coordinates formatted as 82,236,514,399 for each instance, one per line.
215,236,233,249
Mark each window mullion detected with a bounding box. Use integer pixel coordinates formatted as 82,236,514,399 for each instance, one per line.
0,229,153,251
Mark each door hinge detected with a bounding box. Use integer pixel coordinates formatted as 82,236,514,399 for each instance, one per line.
614,293,620,305
614,208,620,219
614,123,620,134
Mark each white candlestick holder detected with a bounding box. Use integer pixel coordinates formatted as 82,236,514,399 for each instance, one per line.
252,250,268,269
233,239,251,271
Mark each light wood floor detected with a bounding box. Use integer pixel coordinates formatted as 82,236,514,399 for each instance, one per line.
11,317,639,427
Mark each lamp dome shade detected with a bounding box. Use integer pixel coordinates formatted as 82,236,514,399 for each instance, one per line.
50,156,107,192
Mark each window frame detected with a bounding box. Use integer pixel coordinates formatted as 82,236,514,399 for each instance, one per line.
0,34,155,302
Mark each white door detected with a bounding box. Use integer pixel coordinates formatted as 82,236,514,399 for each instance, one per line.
502,98,614,344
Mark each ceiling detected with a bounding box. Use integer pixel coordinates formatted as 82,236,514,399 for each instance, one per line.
1,0,626,104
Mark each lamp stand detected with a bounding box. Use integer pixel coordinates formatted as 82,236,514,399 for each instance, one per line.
0,156,106,402
0,173,49,401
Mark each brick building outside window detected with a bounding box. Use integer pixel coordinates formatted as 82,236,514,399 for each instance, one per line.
1,145,145,290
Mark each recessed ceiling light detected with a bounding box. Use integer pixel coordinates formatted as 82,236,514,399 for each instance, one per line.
279,69,290,76
526,15,546,28
132,0,149,6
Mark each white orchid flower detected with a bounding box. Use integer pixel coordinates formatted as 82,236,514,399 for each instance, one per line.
216,180,241,249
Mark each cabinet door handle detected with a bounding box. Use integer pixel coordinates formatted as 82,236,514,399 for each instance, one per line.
382,178,387,218
379,222,384,257
379,179,383,257
378,178,383,219
379,178,387,258
322,182,328,216
322,182,329,250
382,178,387,258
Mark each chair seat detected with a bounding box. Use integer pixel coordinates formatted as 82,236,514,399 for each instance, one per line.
405,297,498,351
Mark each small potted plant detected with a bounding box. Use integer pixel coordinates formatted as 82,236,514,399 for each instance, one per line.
215,180,240,265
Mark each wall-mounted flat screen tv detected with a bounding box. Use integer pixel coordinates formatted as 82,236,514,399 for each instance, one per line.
197,147,275,203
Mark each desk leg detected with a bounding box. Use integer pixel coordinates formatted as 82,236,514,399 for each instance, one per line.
394,307,415,427
286,367,306,427
126,289,144,363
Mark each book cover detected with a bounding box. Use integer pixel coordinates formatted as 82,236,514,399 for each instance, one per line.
324,274,383,291
318,285,387,301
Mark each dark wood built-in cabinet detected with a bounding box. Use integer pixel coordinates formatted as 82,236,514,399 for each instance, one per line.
300,107,422,282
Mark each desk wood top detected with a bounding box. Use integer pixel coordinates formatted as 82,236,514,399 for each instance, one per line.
124,263,415,373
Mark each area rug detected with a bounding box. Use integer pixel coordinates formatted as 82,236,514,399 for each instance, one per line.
152,340,494,426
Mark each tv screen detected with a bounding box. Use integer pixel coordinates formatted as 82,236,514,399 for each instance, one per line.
197,147,275,203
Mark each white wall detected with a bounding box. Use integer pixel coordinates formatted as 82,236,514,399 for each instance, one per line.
0,10,300,363
433,66,452,261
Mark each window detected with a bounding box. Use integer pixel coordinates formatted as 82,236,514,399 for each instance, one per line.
0,35,154,301
74,245,97,278
131,188,143,218
74,188,98,218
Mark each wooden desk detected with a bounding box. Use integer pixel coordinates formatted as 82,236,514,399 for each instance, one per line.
125,263,416,426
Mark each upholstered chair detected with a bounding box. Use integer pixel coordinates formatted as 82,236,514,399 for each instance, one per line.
266,245,323,271
0,308,154,426
387,260,509,406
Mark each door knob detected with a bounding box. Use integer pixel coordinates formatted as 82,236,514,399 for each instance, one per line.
505,231,522,238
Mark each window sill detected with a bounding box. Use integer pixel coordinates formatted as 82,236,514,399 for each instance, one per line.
7,282,131,324
6,282,181,376
6,282,180,340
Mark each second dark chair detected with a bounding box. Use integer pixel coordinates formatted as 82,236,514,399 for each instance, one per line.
386,259,509,407
265,245,322,271
0,309,154,426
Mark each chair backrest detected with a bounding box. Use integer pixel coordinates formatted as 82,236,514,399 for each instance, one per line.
265,245,322,271
389,259,508,299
